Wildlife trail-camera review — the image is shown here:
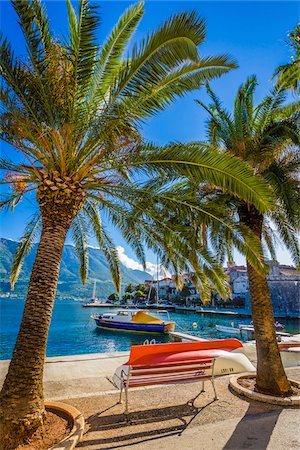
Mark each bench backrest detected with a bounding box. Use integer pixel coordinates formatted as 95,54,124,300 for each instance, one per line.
127,355,216,386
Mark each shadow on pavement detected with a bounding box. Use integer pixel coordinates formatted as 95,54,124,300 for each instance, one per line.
77,398,216,448
223,402,282,450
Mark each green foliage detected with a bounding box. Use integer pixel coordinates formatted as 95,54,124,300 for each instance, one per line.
180,283,191,299
0,0,274,298
274,25,300,93
125,283,135,293
108,292,119,302
122,292,133,302
10,215,41,289
196,77,300,268
134,289,146,300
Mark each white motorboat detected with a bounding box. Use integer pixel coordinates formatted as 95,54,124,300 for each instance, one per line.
215,325,242,335
278,335,300,367
91,309,175,334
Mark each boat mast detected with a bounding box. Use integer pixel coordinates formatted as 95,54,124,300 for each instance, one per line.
156,254,159,304
92,280,97,300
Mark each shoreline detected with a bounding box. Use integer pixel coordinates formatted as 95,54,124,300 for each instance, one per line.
1,297,299,319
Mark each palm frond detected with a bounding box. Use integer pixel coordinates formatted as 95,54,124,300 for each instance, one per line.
121,55,237,120
272,213,300,268
89,1,144,102
109,11,208,103
10,214,41,289
68,0,99,101
133,142,274,213
83,200,121,291
71,213,90,284
11,0,52,72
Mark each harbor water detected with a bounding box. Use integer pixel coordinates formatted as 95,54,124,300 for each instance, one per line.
0,299,299,360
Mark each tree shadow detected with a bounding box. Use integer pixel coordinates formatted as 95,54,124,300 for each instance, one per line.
77,397,216,448
223,400,282,450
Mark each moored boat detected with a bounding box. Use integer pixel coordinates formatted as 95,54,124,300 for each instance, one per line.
238,321,285,331
91,309,175,334
216,322,289,340
215,325,242,335
278,339,300,367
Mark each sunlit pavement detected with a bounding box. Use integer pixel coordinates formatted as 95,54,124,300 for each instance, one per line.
0,349,299,449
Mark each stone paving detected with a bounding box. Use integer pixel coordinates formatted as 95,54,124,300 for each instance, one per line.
65,367,300,450
0,345,299,449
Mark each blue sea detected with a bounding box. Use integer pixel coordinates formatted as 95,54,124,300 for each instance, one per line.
0,299,299,360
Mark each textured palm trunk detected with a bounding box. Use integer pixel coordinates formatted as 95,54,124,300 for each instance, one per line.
239,205,292,396
0,190,82,449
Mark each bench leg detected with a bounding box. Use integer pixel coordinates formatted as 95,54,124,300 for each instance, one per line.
201,380,205,393
211,359,218,400
118,382,123,404
210,378,218,400
188,381,206,406
125,382,129,414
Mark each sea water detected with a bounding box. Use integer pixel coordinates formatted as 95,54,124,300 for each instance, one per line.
0,299,299,360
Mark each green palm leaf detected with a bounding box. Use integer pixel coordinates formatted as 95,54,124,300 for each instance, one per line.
71,213,90,284
10,214,41,289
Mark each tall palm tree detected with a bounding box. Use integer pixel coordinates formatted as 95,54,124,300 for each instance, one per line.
195,76,300,396
0,0,273,446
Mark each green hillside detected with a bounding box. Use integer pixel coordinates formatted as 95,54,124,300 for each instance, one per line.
0,238,150,299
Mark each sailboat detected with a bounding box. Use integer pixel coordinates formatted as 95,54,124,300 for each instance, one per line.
82,281,110,307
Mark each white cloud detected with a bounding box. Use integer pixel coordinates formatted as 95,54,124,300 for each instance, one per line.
116,246,170,279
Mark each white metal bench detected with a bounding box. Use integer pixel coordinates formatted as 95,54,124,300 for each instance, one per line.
118,353,218,414
113,339,253,414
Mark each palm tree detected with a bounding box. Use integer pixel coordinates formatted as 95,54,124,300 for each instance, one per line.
275,25,300,93
0,0,273,446
196,76,300,396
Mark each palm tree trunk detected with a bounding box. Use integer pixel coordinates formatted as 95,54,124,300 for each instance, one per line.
239,205,292,396
0,215,72,449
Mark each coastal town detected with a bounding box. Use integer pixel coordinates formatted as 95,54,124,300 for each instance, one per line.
100,261,300,318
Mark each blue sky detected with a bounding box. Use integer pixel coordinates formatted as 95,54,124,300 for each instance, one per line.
0,1,298,270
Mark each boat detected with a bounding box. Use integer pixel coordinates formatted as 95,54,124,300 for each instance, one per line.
91,309,175,334
215,325,242,336
82,281,117,307
245,336,300,368
278,335,300,367
82,301,116,308
216,323,289,340
238,321,285,331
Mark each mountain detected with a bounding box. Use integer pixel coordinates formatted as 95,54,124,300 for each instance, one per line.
0,238,150,299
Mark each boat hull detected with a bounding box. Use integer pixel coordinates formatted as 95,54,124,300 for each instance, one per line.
278,342,300,367
94,318,175,334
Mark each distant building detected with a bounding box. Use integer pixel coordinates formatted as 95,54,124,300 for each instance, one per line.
142,261,299,314
145,276,200,302
227,261,300,314
232,275,249,295
226,263,247,280
267,261,300,314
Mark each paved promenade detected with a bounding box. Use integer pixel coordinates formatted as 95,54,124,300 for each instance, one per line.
0,345,299,449
65,366,300,450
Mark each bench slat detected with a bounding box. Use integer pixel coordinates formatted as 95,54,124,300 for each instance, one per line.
126,371,211,387
130,364,212,377
130,357,214,370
